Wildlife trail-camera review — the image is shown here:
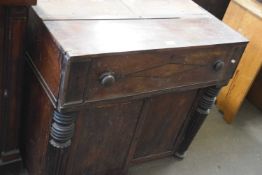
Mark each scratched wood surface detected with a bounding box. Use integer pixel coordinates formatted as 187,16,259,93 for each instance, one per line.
216,0,262,123
34,0,247,57
34,0,207,20
43,18,246,57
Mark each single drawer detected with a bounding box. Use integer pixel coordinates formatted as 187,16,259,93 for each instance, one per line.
85,45,235,101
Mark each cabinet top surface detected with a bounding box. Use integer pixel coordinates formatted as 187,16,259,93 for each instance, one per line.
34,0,247,57
0,0,36,5
35,0,208,20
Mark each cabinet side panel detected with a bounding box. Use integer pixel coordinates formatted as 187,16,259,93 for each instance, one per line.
21,62,53,175
26,8,62,99
69,101,144,175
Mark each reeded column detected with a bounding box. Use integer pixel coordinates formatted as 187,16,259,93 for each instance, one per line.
175,86,221,158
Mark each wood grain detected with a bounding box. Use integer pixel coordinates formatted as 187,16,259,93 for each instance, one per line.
217,0,262,123
67,101,144,175
43,18,247,57
133,91,197,161
26,8,62,100
85,45,236,102
34,0,206,20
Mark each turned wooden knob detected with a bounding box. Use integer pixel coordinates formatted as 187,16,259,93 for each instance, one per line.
213,60,225,71
99,72,115,86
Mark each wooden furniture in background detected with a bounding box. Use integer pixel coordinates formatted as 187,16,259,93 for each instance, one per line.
216,0,262,123
21,0,247,174
248,68,262,111
193,0,230,19
0,0,37,170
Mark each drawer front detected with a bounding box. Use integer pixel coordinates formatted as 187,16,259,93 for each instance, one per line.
85,46,234,102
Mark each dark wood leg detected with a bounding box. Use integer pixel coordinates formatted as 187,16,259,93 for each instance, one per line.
45,111,77,175
175,86,221,159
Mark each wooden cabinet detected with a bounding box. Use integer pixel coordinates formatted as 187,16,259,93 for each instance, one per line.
21,0,247,174
0,0,36,170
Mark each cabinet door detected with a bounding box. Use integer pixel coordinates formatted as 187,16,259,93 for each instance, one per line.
133,90,197,162
68,100,144,175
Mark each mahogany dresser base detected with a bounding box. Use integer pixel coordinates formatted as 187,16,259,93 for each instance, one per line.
21,0,247,174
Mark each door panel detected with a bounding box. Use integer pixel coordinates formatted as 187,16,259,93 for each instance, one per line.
69,100,144,175
133,90,197,160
